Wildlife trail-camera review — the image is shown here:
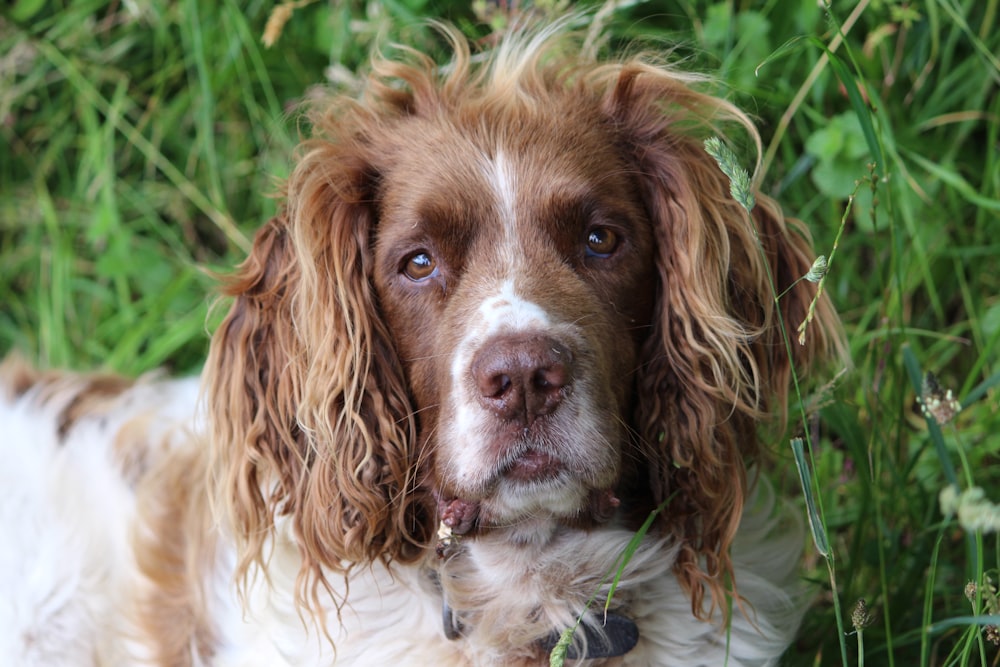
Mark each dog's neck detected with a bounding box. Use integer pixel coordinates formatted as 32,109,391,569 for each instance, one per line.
427,527,643,664
427,493,647,663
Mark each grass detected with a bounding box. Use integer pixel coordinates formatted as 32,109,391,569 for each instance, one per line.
2,0,999,664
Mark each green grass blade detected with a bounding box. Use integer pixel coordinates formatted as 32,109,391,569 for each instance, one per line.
809,36,885,174
962,369,1000,408
791,437,830,557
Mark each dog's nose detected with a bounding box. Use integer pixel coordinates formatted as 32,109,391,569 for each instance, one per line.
471,335,573,424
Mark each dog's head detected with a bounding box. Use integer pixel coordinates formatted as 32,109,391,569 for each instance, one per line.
205,20,840,617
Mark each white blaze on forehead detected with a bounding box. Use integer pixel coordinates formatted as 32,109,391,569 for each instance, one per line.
441,153,567,492
453,148,551,383
484,150,518,234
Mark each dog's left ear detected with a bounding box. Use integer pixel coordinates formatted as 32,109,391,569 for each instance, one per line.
602,63,841,617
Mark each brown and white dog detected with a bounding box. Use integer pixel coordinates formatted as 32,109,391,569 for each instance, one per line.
0,18,840,667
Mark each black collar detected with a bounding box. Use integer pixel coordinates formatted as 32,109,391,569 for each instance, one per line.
538,611,640,659
442,599,639,659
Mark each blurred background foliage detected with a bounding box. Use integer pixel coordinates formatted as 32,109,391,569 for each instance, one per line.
1,1,998,664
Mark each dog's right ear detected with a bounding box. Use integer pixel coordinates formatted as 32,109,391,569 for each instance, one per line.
204,152,429,610
599,61,844,622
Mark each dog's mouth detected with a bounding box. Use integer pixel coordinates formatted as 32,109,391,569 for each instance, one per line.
502,448,564,483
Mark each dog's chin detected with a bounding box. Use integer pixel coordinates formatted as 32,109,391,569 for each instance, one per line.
477,467,593,536
439,441,621,542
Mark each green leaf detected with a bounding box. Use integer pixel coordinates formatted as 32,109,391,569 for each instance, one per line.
10,0,46,22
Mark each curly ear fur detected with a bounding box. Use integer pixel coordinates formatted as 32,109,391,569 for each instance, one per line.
204,133,430,613
602,63,841,619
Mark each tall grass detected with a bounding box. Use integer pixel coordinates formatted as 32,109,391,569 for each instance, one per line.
1,1,998,664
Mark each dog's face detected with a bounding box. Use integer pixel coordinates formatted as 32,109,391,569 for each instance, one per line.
371,107,656,529
206,23,839,619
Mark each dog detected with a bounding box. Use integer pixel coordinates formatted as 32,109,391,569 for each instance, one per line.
0,18,840,666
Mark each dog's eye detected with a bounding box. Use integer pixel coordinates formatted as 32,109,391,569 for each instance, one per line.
585,227,619,258
403,251,439,281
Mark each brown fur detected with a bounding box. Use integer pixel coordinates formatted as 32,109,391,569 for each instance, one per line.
133,444,219,666
0,356,138,444
53,375,137,441
0,354,44,400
